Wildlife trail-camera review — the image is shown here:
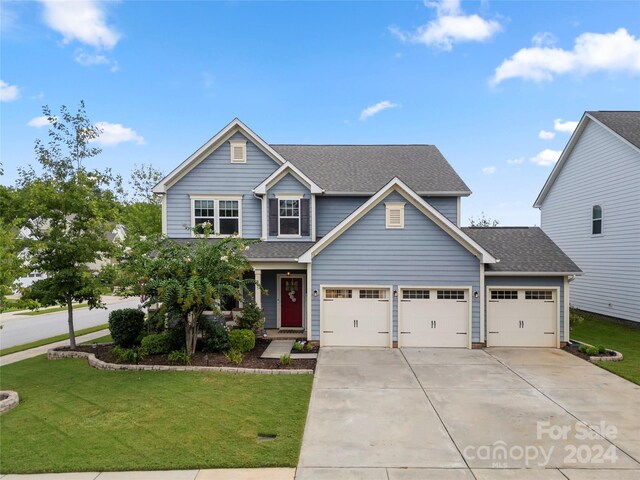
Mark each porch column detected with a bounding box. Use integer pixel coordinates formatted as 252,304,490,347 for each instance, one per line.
254,268,262,308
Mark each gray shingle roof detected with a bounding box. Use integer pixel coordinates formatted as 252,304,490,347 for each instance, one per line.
588,111,640,150
462,227,581,274
271,145,471,195
244,241,315,260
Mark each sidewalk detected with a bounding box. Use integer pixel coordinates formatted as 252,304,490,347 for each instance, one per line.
0,468,295,479
0,329,110,367
2,296,133,318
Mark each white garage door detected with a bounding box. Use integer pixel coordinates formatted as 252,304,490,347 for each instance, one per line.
399,288,470,347
487,289,558,347
321,287,391,347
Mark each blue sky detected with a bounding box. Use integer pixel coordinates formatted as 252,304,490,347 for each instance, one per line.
1,0,639,225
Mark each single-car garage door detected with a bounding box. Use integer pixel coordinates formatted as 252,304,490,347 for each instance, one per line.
321,287,391,347
487,289,558,347
399,288,470,347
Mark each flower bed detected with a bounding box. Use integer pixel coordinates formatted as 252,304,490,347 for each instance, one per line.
564,340,623,363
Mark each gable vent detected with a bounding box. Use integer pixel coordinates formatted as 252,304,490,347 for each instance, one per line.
230,141,247,163
385,202,405,229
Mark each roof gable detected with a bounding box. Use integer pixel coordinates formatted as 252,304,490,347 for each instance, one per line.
153,119,285,193
299,177,496,263
253,161,323,194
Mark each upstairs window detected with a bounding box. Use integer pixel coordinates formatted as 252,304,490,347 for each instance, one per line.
218,200,239,235
385,202,405,229
229,140,247,163
592,205,602,235
192,197,241,236
279,199,300,236
193,199,215,234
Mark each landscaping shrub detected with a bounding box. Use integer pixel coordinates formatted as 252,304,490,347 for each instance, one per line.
168,350,190,365
167,316,186,351
580,345,600,356
597,345,607,355
109,308,145,348
140,333,170,356
279,354,292,366
146,309,166,334
224,349,243,365
228,329,255,353
293,342,304,351
237,301,265,333
111,346,142,364
200,319,229,353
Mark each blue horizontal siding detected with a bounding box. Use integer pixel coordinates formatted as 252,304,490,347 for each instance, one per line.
311,191,481,342
485,276,565,342
166,132,278,238
422,196,458,224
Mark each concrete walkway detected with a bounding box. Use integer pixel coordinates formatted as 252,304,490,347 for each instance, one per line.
0,468,295,479
0,329,110,367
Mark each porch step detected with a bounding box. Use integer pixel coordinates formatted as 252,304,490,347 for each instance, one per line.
261,340,295,359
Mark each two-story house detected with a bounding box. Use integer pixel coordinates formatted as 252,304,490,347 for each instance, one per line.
535,111,640,324
154,119,581,348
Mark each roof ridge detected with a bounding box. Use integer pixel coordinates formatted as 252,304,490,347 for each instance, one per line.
271,144,436,147
463,226,538,229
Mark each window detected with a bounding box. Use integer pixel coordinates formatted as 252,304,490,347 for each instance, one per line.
385,202,405,229
491,290,518,300
525,290,553,300
359,289,388,299
437,290,465,300
403,289,430,299
220,293,239,312
325,289,352,299
192,197,241,236
230,140,246,163
279,199,300,236
592,205,602,235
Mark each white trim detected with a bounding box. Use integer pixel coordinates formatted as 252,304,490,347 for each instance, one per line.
485,271,582,276
321,191,471,196
161,194,167,235
398,286,473,349
299,177,497,264
479,263,485,344
311,194,316,242
274,193,304,200
254,268,262,309
260,195,267,240
277,274,306,330
277,198,301,238
306,263,312,341
319,284,393,348
229,140,247,163
190,195,243,238
456,197,461,227
385,202,405,229
564,276,570,344
153,118,286,193
486,286,561,348
253,161,323,195
251,261,302,270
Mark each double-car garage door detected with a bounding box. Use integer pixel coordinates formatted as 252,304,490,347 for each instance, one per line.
321,286,470,347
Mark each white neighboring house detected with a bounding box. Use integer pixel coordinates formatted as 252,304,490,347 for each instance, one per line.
534,111,640,323
15,222,126,290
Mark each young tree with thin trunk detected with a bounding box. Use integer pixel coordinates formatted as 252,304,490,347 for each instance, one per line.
19,102,121,349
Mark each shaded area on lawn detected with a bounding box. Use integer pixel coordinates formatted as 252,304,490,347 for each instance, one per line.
571,310,640,385
0,355,312,473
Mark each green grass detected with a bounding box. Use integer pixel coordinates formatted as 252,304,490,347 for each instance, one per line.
571,310,640,385
82,334,113,344
15,303,89,315
0,324,109,357
0,355,313,473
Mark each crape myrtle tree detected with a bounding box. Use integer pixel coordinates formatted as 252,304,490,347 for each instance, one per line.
18,102,121,349
135,226,256,355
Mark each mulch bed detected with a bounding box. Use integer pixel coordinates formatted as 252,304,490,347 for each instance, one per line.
563,344,616,362
290,339,319,355
68,339,316,371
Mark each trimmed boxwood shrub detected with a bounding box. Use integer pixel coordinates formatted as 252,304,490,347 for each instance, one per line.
140,333,170,356
228,329,255,353
109,308,145,348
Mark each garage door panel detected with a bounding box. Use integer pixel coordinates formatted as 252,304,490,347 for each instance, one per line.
488,289,557,347
399,288,469,348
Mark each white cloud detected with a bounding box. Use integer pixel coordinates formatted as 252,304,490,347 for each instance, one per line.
27,116,52,127
553,118,578,133
482,166,496,174
390,0,501,51
539,130,555,140
506,157,525,165
38,0,120,49
492,28,640,85
530,149,562,167
359,100,398,121
0,80,20,102
91,122,145,146
532,32,556,48
74,50,119,72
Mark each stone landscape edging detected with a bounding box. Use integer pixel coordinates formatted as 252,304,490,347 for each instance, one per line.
47,347,313,374
0,391,19,414
570,339,624,362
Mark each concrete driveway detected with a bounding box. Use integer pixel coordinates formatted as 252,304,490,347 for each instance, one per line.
297,347,640,479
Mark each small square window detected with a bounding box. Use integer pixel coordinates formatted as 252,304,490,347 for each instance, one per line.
491,290,518,300
359,289,387,299
325,289,352,299
402,289,430,299
437,290,465,300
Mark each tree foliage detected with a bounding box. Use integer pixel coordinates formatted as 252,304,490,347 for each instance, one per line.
17,102,121,348
118,164,163,239
468,212,500,227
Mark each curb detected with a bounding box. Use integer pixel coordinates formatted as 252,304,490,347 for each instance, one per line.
0,390,19,414
48,347,314,375
570,339,624,362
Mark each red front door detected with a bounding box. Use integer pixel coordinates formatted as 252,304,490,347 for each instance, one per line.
280,277,303,328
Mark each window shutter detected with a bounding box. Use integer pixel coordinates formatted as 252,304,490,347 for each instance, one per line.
268,199,278,236
300,198,310,236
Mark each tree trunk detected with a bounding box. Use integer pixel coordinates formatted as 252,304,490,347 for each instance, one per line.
67,297,76,350
185,312,198,355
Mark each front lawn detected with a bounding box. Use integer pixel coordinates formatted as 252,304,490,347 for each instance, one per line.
0,324,109,357
571,310,640,385
0,355,313,473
